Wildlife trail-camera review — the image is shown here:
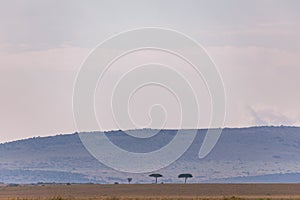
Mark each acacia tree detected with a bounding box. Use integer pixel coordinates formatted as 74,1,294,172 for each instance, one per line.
149,173,163,184
178,173,193,183
127,178,132,184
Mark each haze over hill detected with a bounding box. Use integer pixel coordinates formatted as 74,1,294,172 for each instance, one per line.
1,126,300,184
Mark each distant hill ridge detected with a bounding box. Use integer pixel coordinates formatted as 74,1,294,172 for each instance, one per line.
1,126,300,184
2,126,298,145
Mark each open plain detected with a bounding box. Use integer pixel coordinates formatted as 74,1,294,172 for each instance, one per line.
1,184,300,200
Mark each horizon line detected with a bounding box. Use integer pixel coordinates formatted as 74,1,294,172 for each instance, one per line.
1,125,299,145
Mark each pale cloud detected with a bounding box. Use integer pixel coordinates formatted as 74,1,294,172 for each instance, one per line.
0,45,90,142
208,46,300,68
0,0,300,142
207,45,300,127
0,44,91,71
247,105,296,126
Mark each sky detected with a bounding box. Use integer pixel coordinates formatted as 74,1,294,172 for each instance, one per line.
0,0,300,142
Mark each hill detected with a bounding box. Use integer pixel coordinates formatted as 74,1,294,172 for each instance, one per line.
1,126,300,183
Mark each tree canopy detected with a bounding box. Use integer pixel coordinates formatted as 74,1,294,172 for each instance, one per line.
149,173,163,178
178,173,193,178
149,173,163,184
178,173,193,183
127,178,132,184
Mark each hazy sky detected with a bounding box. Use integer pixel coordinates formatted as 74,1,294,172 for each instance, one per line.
0,0,300,142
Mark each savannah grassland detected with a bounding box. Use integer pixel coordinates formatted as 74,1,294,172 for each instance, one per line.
1,184,300,200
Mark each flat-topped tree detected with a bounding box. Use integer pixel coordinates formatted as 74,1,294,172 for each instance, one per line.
149,173,163,184
127,178,132,184
178,173,193,183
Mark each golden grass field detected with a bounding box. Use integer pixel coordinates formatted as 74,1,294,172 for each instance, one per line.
1,184,300,200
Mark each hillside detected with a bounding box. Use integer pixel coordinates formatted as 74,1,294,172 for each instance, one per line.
1,126,300,183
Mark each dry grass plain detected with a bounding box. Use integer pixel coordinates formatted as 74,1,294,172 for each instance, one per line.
1,184,300,200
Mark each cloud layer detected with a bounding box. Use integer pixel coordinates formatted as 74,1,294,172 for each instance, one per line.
0,0,299,142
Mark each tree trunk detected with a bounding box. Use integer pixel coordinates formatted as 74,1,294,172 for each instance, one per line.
155,177,157,184
185,177,187,183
